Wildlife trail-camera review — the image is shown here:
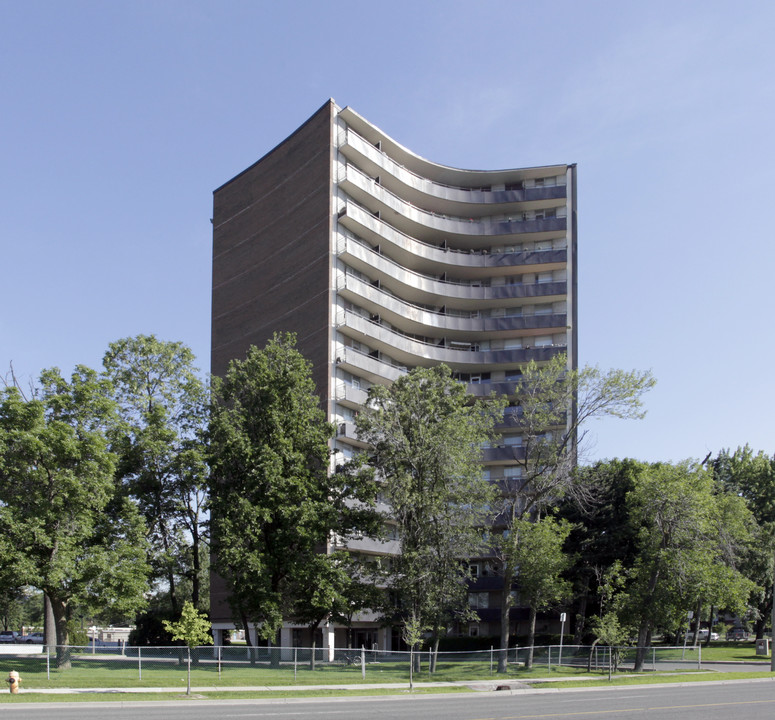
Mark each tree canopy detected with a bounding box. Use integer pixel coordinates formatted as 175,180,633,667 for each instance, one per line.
494,355,655,672
0,367,149,666
208,333,380,645
356,364,504,661
102,335,209,612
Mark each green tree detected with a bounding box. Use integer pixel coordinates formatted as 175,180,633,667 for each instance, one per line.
587,562,630,679
0,367,150,667
713,446,775,639
509,516,572,668
494,355,655,672
102,335,209,613
208,333,379,654
557,459,642,642
623,460,753,671
355,364,504,670
163,601,212,695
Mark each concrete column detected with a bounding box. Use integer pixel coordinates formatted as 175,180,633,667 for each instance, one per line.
280,627,293,661
382,626,391,652
323,621,336,661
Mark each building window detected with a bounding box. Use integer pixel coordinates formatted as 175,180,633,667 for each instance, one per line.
469,592,489,610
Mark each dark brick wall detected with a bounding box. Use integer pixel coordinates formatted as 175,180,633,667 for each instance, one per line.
212,100,333,395
209,101,334,625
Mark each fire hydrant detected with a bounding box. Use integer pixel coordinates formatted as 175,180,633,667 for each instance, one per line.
6,671,20,694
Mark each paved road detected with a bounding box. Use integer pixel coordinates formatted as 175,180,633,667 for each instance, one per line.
4,679,775,720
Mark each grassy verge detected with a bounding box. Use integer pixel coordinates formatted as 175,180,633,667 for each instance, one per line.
543,670,775,688
0,656,592,690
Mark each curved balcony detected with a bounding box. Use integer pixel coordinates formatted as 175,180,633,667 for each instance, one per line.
466,380,523,397
339,106,569,190
497,406,524,429
493,408,568,430
335,347,409,386
339,128,567,215
338,239,567,309
340,165,567,244
334,381,369,409
481,445,527,464
337,310,566,370
339,202,567,277
338,274,567,341
336,421,369,449
343,535,400,556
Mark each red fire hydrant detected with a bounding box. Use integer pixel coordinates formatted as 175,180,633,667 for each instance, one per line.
6,671,20,694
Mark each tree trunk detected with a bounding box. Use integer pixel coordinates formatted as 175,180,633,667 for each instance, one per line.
309,633,317,671
241,614,257,665
49,596,70,669
573,579,589,644
754,615,765,640
191,524,201,608
43,594,56,647
633,622,650,672
525,605,537,670
634,564,660,671
270,629,281,668
497,560,514,673
430,634,440,674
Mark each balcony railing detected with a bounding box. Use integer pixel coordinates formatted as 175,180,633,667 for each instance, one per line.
337,310,566,368
338,238,567,303
341,200,568,265
339,127,567,201
340,165,568,239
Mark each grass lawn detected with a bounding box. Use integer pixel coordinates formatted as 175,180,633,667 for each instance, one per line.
0,653,619,691
0,643,768,695
551,671,775,688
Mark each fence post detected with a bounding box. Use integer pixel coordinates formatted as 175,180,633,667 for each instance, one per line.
218,644,222,679
294,648,297,682
138,646,142,681
652,646,656,671
490,646,493,675
46,646,50,680
548,645,551,672
362,646,366,680
698,643,701,670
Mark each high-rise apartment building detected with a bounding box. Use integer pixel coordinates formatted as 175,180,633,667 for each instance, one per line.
210,99,577,648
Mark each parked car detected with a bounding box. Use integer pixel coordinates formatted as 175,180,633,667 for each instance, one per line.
727,627,749,641
685,629,720,641
23,632,45,644
0,631,20,643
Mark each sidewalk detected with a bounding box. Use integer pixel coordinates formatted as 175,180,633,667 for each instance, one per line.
7,673,732,695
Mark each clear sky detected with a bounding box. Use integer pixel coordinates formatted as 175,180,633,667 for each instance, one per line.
2,0,773,464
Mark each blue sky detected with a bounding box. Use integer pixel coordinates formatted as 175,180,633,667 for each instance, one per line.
2,0,773,464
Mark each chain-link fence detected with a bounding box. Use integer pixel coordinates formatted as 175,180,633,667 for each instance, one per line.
0,644,708,688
